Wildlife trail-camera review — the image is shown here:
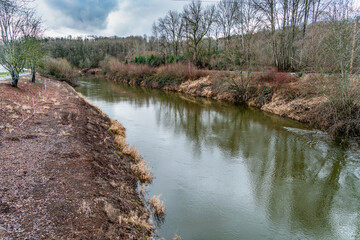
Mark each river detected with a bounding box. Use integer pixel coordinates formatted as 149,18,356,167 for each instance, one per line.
76,77,360,240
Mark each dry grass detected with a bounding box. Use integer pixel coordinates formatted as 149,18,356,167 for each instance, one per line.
114,137,153,184
110,117,153,184
118,211,153,232
123,146,142,163
110,120,126,137
149,195,165,216
114,135,129,150
172,235,182,240
131,160,154,184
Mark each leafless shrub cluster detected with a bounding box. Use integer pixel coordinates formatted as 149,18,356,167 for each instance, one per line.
41,58,78,85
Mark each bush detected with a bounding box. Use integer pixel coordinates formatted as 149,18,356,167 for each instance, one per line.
254,67,295,85
154,62,208,84
147,54,164,67
40,57,79,86
101,58,209,85
101,57,155,81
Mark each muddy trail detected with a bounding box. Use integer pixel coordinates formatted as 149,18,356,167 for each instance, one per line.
0,76,152,239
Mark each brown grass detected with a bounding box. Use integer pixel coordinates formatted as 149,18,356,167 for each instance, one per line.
114,135,128,150
131,160,154,184
149,195,165,216
172,235,182,240
118,211,153,232
110,120,126,137
123,146,142,163
110,117,153,184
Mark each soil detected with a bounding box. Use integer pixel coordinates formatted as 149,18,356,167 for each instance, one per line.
0,75,152,239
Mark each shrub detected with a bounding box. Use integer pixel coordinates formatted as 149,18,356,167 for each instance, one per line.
154,62,208,84
133,56,147,64
40,57,79,86
254,67,295,85
101,57,156,81
147,54,164,67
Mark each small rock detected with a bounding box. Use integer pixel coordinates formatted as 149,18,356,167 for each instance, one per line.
0,226,8,238
104,202,120,223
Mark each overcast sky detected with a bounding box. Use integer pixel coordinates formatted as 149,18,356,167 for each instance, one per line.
32,0,209,38
32,0,360,38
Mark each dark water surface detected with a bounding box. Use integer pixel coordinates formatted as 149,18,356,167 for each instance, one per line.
76,77,360,240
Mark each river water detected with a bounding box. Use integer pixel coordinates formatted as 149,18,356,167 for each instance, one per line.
76,77,360,240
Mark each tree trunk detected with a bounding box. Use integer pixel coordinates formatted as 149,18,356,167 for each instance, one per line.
349,17,358,75
11,71,19,88
32,67,36,82
193,42,198,64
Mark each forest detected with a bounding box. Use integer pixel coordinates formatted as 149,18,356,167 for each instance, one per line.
42,0,360,74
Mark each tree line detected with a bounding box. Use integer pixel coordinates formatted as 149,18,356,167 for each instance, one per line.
152,0,359,72
41,0,359,74
1,0,359,88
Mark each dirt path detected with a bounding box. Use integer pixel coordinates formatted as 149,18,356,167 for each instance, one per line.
0,76,152,239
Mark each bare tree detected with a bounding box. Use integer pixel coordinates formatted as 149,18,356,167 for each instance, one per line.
183,0,216,64
254,0,279,67
160,10,184,56
254,0,315,70
316,1,360,130
0,0,42,87
235,0,260,64
217,0,239,50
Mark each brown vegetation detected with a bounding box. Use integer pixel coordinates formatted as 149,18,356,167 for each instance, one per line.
131,160,154,184
110,119,126,137
39,57,79,86
154,62,209,83
149,195,165,217
172,235,182,240
101,57,209,86
118,211,153,232
111,119,154,185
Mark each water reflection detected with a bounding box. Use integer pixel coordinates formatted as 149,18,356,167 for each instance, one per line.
76,77,360,240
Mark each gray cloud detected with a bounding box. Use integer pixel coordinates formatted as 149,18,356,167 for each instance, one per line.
34,0,213,37
45,0,119,31
104,0,186,36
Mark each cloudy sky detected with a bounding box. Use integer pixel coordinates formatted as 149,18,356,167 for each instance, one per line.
32,0,204,38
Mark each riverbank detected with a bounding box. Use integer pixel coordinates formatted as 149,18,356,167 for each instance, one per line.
99,63,359,138
0,75,153,239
